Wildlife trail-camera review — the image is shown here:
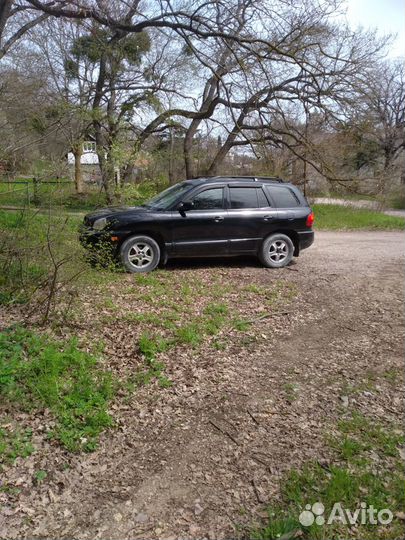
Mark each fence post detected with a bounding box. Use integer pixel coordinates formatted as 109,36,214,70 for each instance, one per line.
33,177,39,205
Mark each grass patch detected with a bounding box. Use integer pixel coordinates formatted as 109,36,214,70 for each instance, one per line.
251,412,404,540
138,333,171,359
33,469,48,484
0,326,115,452
313,204,405,230
282,382,298,403
130,274,298,373
387,192,405,210
0,425,34,466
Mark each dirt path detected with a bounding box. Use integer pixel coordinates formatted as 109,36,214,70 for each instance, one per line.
1,231,404,540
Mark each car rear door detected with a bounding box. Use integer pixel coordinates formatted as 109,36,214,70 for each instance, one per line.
171,185,229,256
226,184,280,253
264,185,306,227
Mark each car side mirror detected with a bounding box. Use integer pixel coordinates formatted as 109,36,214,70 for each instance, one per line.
178,201,194,214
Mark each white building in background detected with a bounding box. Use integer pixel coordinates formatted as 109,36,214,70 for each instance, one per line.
67,140,99,166
67,139,124,185
67,139,101,184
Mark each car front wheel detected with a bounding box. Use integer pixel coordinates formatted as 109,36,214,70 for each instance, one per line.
259,233,294,268
120,235,160,273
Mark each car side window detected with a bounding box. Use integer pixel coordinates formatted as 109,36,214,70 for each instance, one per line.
229,187,271,209
257,188,271,207
267,186,300,207
230,187,257,209
191,188,224,210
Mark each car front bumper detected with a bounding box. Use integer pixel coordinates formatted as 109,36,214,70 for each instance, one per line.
78,225,124,254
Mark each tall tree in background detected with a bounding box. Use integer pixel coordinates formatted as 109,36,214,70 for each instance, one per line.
357,61,405,193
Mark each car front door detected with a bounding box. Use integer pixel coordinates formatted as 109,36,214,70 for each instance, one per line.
226,185,280,253
171,185,229,256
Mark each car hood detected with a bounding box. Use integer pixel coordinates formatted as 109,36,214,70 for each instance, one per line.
84,205,151,225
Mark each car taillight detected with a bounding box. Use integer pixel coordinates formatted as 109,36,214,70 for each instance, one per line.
306,211,314,228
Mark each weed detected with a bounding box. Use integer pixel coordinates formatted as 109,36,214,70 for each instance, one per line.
0,484,21,496
213,339,227,350
383,369,399,383
283,382,298,403
202,303,228,335
101,297,118,311
34,470,48,484
244,284,267,295
175,323,203,347
127,357,172,390
138,333,170,359
232,318,251,331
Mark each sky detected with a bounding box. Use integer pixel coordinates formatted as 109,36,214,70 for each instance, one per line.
346,0,405,57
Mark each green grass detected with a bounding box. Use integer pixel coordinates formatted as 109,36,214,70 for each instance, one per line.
33,469,48,484
0,425,35,465
138,333,171,359
313,204,405,230
129,275,298,375
0,326,115,452
388,192,405,210
282,382,298,403
251,412,404,540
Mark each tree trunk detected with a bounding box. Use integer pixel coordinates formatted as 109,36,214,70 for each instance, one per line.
207,110,247,176
183,49,233,178
168,127,175,184
0,1,13,44
72,143,84,194
97,149,115,205
184,122,197,178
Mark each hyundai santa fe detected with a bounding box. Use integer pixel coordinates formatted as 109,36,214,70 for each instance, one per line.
80,176,315,272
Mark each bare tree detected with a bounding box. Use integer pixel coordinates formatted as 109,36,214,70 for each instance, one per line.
2,0,396,198
0,0,47,61
356,60,405,192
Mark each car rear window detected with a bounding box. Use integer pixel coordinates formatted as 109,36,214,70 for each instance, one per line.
230,187,270,209
267,186,300,207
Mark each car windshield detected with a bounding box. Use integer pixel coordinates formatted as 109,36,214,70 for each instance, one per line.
142,182,191,210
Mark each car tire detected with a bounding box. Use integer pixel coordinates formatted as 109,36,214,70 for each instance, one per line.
259,233,294,268
120,235,160,273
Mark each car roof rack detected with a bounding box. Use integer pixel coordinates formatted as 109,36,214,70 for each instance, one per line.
201,176,284,183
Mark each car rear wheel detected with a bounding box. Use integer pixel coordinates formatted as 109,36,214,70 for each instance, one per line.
120,235,160,273
259,233,294,268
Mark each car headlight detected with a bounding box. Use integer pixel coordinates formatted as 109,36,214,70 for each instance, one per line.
93,217,108,230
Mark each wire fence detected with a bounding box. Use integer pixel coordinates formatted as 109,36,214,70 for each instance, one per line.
0,177,75,208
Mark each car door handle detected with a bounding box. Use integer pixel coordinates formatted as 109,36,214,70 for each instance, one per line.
214,216,224,222
263,215,273,221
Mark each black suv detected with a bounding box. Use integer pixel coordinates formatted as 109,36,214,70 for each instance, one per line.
80,176,314,272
